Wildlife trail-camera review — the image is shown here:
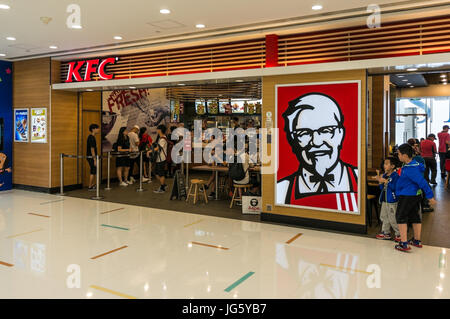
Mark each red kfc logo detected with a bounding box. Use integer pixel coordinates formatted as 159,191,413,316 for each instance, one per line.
65,57,118,82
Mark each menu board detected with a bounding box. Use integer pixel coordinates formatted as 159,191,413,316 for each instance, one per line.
208,100,218,114
231,100,245,113
219,99,232,114
195,100,207,115
31,108,47,143
14,109,29,143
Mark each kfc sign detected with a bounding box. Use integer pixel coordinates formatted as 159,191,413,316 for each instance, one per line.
65,57,118,82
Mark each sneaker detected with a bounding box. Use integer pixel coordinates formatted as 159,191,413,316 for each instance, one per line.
142,177,149,182
88,185,96,191
154,187,165,194
408,238,423,248
395,242,411,252
430,181,438,186
208,192,216,199
126,180,134,185
119,181,128,187
394,235,401,242
423,207,434,213
376,232,391,240
130,176,136,183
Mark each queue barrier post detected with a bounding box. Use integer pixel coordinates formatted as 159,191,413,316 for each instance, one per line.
105,152,112,190
136,152,145,192
91,154,103,200
58,153,66,196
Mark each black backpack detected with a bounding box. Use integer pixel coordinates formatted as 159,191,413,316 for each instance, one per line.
229,155,247,181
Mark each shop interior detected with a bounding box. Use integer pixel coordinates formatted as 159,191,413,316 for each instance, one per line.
366,66,450,247
65,79,264,222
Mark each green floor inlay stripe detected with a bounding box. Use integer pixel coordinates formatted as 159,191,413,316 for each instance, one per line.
224,272,255,292
101,224,129,231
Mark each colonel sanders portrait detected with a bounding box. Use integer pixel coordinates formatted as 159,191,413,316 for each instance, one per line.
276,93,358,205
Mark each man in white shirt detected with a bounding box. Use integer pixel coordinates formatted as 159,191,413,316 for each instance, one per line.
149,124,168,193
128,125,140,184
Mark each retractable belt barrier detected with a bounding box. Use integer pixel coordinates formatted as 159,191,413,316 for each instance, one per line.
58,151,147,199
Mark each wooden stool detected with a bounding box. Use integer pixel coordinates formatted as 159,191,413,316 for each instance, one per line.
186,179,208,204
230,184,252,208
367,194,380,227
218,175,229,197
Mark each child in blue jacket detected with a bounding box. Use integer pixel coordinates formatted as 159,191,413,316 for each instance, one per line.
395,144,436,252
375,157,400,241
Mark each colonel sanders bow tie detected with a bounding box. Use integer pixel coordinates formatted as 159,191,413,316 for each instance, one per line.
309,174,335,193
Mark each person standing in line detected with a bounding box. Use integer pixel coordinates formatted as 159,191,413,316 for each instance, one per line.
148,124,168,193
375,157,401,242
438,125,450,179
420,134,438,185
139,127,152,182
394,144,436,252
128,125,140,184
86,124,100,191
116,127,131,187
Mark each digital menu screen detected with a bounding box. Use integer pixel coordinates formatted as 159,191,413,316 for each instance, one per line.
195,99,207,115
208,100,219,115
219,99,232,114
231,100,245,113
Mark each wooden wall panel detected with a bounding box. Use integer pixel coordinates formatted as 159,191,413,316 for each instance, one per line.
262,70,367,225
50,90,79,187
371,76,385,170
13,58,50,188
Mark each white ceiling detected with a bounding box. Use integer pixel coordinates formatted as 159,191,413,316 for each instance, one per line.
0,0,446,60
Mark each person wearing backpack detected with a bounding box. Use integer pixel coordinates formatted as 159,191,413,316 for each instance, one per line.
149,124,168,193
139,127,152,182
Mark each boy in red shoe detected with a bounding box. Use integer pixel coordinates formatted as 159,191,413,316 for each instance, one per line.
375,157,400,242
395,144,436,252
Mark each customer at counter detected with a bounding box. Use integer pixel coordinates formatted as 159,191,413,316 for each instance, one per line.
149,124,168,194
139,127,152,182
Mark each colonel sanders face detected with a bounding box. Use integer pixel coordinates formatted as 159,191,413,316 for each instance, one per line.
284,93,345,177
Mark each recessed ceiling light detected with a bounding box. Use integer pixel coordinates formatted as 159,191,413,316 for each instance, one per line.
440,74,447,78
0,53,5,57
129,86,136,89
406,68,418,72
86,89,93,92
402,79,408,82
235,79,244,82
71,25,82,29
160,9,170,14
196,24,205,29
0,4,10,10
49,45,58,49
312,4,323,10
398,75,405,78
6,37,16,41
410,86,414,88
114,36,122,40
177,83,185,86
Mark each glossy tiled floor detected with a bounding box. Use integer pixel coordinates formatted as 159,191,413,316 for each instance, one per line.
0,190,449,299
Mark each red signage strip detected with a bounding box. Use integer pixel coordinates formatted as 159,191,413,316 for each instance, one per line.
65,57,118,83
265,34,279,68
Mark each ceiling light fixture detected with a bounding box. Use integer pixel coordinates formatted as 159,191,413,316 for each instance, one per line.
114,36,122,40
406,68,418,72
410,86,415,88
49,45,58,49
196,24,205,28
160,9,170,14
177,83,185,86
86,89,93,92
129,86,136,89
71,25,82,29
402,79,408,82
441,74,447,78
0,53,5,57
407,83,411,85
398,75,404,78
235,79,244,82
0,4,10,10
6,36,16,41
312,4,323,10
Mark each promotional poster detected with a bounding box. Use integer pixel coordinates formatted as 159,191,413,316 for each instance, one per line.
275,81,360,214
30,108,48,143
0,60,12,191
14,109,29,142
102,88,171,152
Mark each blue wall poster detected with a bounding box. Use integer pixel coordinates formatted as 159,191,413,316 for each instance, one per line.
0,60,13,191
14,109,29,142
